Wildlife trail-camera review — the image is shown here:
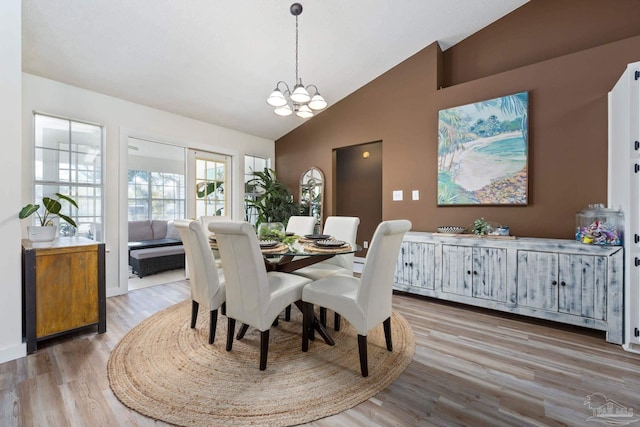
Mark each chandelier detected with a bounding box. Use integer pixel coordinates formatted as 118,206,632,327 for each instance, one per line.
266,3,327,118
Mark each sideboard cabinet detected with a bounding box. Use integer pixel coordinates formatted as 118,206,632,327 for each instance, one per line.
394,232,623,344
22,237,106,354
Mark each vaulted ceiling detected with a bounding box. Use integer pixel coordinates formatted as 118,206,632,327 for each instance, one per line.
22,0,529,141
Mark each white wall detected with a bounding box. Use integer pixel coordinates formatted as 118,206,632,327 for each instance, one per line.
0,1,26,363
22,74,275,300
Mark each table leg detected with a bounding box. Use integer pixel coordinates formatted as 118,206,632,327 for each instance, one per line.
294,300,335,346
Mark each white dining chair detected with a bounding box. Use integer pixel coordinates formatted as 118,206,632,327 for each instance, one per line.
301,219,411,377
200,215,229,238
293,216,360,329
209,220,312,371
174,219,226,344
285,216,316,236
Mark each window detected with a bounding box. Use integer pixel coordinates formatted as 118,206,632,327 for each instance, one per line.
244,155,270,225
194,153,230,218
128,171,185,221
128,138,186,222
33,114,103,240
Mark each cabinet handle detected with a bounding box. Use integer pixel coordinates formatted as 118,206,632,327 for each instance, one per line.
636,257,640,267
552,280,557,286
560,281,566,286
636,140,640,151
635,163,640,174
473,271,478,275
636,234,640,244
467,270,471,275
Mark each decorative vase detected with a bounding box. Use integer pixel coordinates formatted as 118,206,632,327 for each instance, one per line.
28,225,58,242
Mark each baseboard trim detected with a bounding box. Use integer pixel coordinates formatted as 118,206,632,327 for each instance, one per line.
0,341,26,364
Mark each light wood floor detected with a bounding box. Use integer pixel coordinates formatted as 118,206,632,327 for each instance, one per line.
2,281,640,427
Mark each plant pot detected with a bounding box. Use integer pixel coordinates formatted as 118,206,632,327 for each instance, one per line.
28,225,58,242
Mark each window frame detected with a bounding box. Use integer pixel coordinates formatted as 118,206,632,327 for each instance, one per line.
32,112,104,240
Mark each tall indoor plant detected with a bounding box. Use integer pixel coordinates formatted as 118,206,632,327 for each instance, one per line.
19,193,78,242
245,168,300,227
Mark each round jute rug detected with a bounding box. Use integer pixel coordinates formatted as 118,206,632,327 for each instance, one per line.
108,299,414,427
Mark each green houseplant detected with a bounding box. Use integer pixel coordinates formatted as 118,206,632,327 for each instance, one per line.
245,168,300,227
19,193,78,242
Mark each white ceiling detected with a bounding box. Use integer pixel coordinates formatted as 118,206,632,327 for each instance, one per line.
22,0,528,141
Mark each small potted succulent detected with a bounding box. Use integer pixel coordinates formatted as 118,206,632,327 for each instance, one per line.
19,193,78,242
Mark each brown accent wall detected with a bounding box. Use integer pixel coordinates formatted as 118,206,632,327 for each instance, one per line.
275,0,640,239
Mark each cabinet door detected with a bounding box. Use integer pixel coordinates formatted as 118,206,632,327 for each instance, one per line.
35,247,99,337
394,242,435,289
517,250,559,311
558,254,607,320
472,247,507,302
441,245,473,297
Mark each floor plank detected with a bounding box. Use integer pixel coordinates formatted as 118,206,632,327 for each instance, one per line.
2,281,640,426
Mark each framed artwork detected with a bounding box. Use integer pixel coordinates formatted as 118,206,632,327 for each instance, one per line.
437,91,528,205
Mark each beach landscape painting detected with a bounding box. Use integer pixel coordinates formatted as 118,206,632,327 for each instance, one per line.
438,91,528,205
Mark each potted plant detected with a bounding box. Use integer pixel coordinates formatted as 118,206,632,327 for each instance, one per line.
19,193,78,242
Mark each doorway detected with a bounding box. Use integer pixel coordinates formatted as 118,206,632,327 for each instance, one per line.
334,141,382,259
127,137,187,290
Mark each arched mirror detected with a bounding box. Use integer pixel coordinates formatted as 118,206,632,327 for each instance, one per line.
300,167,324,233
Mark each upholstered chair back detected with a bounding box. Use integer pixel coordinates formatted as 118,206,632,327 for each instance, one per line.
209,221,273,331
200,215,230,238
173,219,224,310
285,216,316,236
358,220,411,331
322,216,360,271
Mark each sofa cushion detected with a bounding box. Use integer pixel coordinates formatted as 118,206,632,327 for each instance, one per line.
166,220,182,240
151,220,168,240
130,245,185,260
128,221,153,242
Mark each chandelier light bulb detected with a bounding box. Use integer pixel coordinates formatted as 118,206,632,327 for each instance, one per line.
296,104,314,118
290,83,311,104
274,104,293,116
267,89,287,107
308,94,327,110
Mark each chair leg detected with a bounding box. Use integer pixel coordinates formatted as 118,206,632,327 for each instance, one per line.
209,309,218,344
358,334,369,377
285,305,291,321
191,300,199,328
302,302,313,352
221,302,226,316
319,307,327,327
334,312,341,331
236,323,249,340
259,330,270,371
226,318,236,351
272,317,279,327
383,317,393,351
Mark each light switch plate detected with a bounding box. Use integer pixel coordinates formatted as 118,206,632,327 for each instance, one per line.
392,190,403,201
412,190,419,200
